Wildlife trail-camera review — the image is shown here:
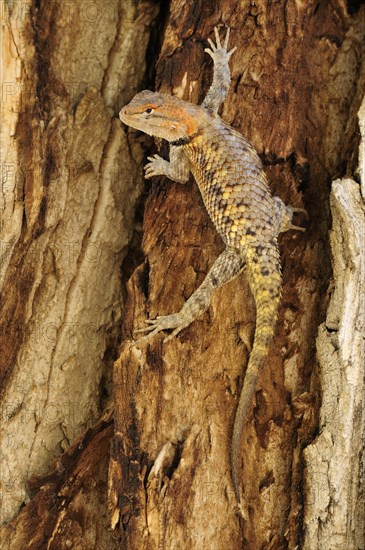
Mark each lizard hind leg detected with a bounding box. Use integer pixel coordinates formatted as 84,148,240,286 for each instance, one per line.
134,248,244,344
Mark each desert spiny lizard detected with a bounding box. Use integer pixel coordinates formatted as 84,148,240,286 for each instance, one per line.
119,26,305,517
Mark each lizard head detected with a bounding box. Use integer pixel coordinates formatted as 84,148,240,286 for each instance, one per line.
119,90,200,142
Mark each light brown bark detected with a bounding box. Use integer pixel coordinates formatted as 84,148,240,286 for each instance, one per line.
303,101,365,550
0,0,158,546
0,1,364,549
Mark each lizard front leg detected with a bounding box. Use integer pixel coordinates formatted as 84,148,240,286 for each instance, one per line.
144,145,190,183
202,27,236,113
135,247,244,342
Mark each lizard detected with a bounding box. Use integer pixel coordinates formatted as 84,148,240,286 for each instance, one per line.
119,26,305,517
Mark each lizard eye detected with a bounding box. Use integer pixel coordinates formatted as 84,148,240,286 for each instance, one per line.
145,108,153,114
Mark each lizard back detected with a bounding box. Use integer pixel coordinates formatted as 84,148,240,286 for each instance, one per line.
184,114,280,252
183,113,282,508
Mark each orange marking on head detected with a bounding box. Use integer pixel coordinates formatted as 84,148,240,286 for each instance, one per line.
160,103,198,135
134,102,160,114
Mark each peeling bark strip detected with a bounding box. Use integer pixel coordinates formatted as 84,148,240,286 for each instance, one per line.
304,176,365,547
0,0,364,548
303,97,365,550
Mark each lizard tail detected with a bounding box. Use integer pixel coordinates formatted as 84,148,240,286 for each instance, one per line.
231,252,281,514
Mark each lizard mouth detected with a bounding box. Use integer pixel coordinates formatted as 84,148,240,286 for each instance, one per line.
119,108,130,124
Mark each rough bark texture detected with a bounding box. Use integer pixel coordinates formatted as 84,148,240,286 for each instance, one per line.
0,0,158,546
303,100,365,549
111,2,365,549
0,0,364,549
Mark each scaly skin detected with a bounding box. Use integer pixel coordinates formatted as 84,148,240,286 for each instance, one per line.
119,27,305,517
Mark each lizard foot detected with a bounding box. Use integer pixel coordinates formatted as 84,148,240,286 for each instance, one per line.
134,312,191,342
291,207,308,216
273,197,308,233
286,206,308,232
204,26,237,64
144,154,169,179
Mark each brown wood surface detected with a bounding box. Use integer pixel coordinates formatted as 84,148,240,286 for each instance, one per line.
1,0,364,549
112,1,365,548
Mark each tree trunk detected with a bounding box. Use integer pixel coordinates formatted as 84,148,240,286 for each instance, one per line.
1,1,364,549
0,0,158,547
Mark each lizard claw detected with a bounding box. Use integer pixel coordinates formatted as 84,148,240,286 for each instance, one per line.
223,26,231,50
291,207,308,217
144,154,168,179
273,197,308,234
286,206,308,232
134,312,190,342
204,26,236,62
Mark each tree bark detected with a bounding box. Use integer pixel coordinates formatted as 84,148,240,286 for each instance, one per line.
0,0,158,547
1,1,364,549
303,99,365,549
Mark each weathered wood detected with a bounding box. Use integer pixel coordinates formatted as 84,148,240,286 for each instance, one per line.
0,413,116,549
1,0,364,548
111,1,365,548
0,0,158,546
304,132,365,549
